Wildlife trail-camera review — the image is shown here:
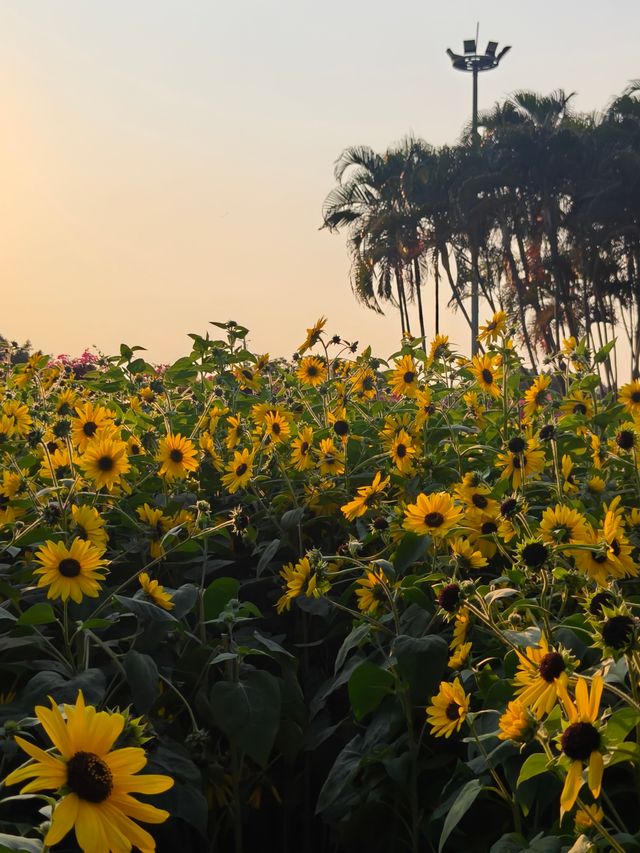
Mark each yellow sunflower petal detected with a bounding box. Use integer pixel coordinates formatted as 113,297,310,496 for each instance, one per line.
561,759,583,813
105,746,147,775
110,791,171,823
45,794,79,847
100,800,159,850
75,800,114,853
589,675,603,723
588,750,604,799
37,700,73,757
115,773,174,795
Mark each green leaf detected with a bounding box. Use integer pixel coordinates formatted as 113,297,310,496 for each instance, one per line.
393,532,429,573
594,338,616,363
256,538,281,577
203,577,239,620
438,779,483,852
115,595,176,623
334,623,370,674
123,650,159,714
347,662,394,720
394,634,448,703
17,603,56,626
281,508,305,529
0,834,44,853
517,752,550,787
210,670,281,767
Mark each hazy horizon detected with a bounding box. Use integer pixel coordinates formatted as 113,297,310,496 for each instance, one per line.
2,1,639,362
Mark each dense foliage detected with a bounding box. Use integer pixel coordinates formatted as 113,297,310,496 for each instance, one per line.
1,318,640,852
323,83,640,383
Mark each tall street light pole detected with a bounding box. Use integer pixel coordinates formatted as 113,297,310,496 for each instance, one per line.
447,32,511,355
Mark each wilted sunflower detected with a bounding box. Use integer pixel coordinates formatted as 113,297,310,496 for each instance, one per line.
514,637,569,718
3,691,173,852
403,492,462,539
221,448,254,494
426,678,469,738
470,354,502,398
477,310,507,344
139,572,174,611
341,472,390,522
156,433,199,480
296,356,327,387
389,355,419,398
33,538,108,603
556,675,605,813
81,437,130,491
498,699,536,743
290,426,315,471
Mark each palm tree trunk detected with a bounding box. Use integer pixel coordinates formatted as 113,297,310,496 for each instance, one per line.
413,258,426,347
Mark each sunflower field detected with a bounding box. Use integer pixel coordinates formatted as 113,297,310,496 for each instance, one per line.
1,316,640,853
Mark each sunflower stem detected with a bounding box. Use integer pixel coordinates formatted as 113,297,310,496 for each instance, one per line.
576,796,625,853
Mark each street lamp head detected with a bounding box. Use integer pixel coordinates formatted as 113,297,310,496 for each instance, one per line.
446,39,511,73
463,39,476,54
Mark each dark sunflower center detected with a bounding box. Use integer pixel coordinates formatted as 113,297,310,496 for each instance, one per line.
617,430,635,450
271,422,281,435
445,701,461,721
602,615,635,650
300,441,309,454
235,463,248,477
373,516,389,530
169,448,183,463
438,583,460,612
481,521,498,535
538,652,565,682
0,495,9,507
632,391,640,403
396,443,407,458
561,722,600,761
82,422,98,437
66,751,113,803
472,494,488,509
59,558,81,578
573,403,587,415
589,591,614,616
539,424,555,441
403,371,415,384
362,376,374,390
242,369,253,380
481,369,493,384
425,511,444,528
97,455,114,472
333,420,349,436
130,443,140,455
508,437,526,454
512,455,522,469
307,365,318,377
500,497,518,517
46,441,58,454
611,539,621,557
521,541,548,568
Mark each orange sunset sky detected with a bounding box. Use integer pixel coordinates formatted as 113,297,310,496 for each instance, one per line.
1,1,639,363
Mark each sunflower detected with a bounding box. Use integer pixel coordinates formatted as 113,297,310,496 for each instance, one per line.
498,700,536,743
355,567,392,615
561,454,579,495
156,433,199,480
33,538,108,603
139,572,174,611
290,426,315,471
426,678,469,738
276,556,331,613
556,675,605,813
448,642,471,670
514,636,569,718
449,537,488,572
495,437,546,488
570,515,638,585
611,421,640,454
522,375,552,421
414,387,434,427
426,334,450,368
263,411,291,447
2,399,32,437
619,379,640,418
464,507,501,559
296,356,327,387
71,402,116,451
71,505,108,551
389,355,419,398
341,472,390,522
403,492,462,539
137,504,173,559
477,310,507,344
350,366,377,400
454,474,498,518
221,448,254,494
297,316,327,354
40,446,75,481
539,504,589,548
82,437,130,491
232,364,261,391
316,438,344,477
470,354,502,398
0,414,15,441
463,391,485,420
389,429,416,474
3,691,173,852
559,389,594,422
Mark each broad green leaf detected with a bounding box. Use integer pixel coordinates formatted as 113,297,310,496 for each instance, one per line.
123,650,159,714
394,634,448,703
393,532,429,573
438,779,483,852
17,603,56,626
203,577,239,620
347,662,394,720
517,752,550,787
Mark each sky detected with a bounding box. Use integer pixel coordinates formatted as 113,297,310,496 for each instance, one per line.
1,0,639,363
